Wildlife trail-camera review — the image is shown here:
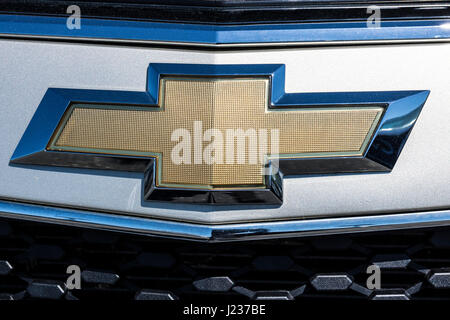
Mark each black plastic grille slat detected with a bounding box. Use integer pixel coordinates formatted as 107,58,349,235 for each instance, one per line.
1,217,450,300
0,0,449,24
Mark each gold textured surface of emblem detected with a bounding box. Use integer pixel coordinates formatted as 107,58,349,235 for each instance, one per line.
50,77,383,189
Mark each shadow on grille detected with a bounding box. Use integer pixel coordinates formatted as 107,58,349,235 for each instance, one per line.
1,217,450,300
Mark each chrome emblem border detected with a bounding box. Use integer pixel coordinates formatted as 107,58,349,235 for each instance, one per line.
10,63,429,205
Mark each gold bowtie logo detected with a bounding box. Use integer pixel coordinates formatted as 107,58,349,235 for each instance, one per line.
49,76,382,190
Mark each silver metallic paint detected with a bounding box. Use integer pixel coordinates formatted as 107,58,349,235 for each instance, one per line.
0,39,449,224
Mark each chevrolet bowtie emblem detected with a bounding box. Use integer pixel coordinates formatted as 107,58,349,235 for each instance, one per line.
10,64,429,204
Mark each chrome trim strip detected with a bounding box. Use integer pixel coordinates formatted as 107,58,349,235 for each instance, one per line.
1,14,450,46
4,33,450,48
0,199,449,242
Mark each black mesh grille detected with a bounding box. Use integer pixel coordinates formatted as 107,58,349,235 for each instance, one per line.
1,217,450,300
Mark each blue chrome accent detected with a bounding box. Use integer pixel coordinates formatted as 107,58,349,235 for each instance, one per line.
10,63,429,205
1,14,450,45
0,199,449,242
